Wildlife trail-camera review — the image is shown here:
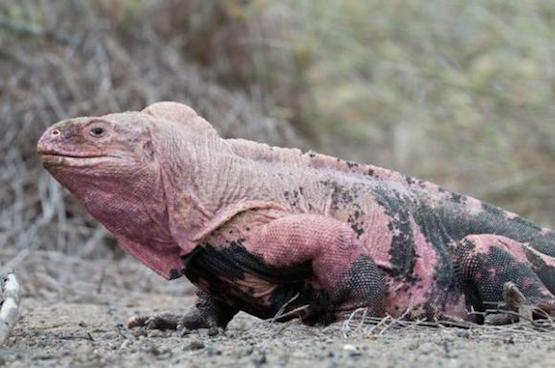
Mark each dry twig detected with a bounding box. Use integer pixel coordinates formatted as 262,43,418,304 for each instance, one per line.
0,273,21,345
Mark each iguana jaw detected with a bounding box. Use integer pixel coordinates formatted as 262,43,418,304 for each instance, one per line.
39,152,122,168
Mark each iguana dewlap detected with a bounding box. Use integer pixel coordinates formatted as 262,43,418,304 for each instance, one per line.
37,102,555,329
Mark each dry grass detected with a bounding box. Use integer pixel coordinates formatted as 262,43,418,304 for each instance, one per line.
341,307,555,342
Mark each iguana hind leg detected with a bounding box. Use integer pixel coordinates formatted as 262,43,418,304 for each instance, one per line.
455,234,555,323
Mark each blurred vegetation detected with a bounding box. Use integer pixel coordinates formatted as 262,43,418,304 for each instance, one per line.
172,0,555,225
0,0,553,259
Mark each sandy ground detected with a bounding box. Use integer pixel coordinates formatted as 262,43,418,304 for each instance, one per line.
1,252,555,367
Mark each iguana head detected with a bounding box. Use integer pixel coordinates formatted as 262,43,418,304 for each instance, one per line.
37,102,219,278
37,101,218,197
37,112,154,179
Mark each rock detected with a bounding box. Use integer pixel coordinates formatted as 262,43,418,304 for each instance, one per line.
185,340,205,351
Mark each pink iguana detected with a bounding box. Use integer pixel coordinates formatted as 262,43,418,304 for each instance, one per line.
37,102,555,331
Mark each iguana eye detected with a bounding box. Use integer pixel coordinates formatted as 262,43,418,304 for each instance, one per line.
90,127,105,137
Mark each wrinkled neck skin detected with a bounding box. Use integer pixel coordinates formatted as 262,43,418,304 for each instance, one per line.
154,120,281,256
51,161,173,251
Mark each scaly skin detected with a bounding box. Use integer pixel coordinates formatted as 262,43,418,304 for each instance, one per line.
37,102,555,331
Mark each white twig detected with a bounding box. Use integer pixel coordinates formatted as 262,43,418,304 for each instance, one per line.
270,293,299,323
0,273,21,345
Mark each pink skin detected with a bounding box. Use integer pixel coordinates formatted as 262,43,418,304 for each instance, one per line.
385,219,439,317
228,139,486,216
359,205,395,270
245,215,365,290
382,219,469,320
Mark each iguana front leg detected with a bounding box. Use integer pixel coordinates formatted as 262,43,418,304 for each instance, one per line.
130,214,386,331
127,289,238,332
240,214,387,322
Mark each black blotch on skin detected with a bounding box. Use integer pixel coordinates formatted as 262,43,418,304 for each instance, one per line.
350,223,364,237
322,180,365,237
371,187,416,280
197,241,313,283
481,202,503,217
347,209,365,238
320,180,361,212
432,200,555,257
346,161,358,169
284,189,302,208
183,242,314,320
512,216,542,232
168,268,181,280
525,249,555,294
450,192,466,205
410,202,457,294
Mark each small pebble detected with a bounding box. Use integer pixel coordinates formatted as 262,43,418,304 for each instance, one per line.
185,340,205,350
456,330,470,338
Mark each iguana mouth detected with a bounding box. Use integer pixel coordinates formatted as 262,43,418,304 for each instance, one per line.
39,151,105,158
39,152,118,167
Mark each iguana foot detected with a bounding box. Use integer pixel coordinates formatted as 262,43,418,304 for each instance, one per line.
485,282,555,325
504,281,555,319
127,290,238,334
126,311,222,336
127,313,182,330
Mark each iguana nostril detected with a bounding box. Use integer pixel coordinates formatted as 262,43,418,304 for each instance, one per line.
51,129,60,136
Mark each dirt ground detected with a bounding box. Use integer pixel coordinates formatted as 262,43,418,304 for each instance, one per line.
1,252,555,368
